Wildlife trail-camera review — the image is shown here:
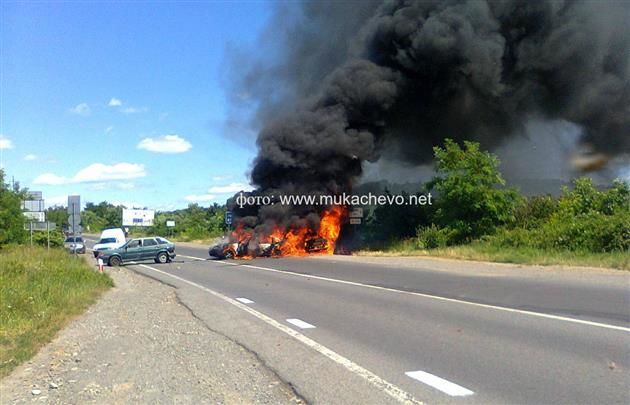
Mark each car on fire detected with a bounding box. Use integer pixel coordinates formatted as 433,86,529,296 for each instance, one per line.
209,237,281,259
99,237,176,266
209,235,328,259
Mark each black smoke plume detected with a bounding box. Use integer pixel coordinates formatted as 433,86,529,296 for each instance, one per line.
229,0,628,197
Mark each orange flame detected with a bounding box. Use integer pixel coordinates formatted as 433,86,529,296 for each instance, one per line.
229,206,346,258
317,206,345,254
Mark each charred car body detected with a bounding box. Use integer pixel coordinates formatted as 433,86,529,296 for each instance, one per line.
208,236,328,259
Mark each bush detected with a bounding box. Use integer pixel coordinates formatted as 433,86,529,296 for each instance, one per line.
427,139,520,242
541,212,629,252
513,195,558,230
415,224,453,249
30,230,65,248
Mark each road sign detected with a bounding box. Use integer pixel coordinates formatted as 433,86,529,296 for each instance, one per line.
122,209,155,227
166,220,175,227
67,195,81,235
225,210,233,225
349,208,363,218
349,218,362,225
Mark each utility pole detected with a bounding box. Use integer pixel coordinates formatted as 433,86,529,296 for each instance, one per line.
47,221,50,250
30,222,33,246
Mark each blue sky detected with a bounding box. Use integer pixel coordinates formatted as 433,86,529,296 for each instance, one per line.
0,1,269,210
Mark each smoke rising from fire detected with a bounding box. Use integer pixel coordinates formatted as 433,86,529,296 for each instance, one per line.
229,0,629,195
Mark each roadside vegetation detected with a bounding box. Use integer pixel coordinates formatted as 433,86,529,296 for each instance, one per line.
0,170,113,377
362,140,630,270
0,246,112,377
81,201,227,242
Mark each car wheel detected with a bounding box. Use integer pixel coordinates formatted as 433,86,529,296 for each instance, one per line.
109,256,121,267
157,252,168,264
223,249,235,260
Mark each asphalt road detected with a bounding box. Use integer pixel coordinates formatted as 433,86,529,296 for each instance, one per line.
84,237,630,404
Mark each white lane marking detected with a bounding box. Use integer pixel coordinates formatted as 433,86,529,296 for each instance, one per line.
406,370,474,397
236,297,255,304
286,318,316,329
135,264,420,404
216,261,630,333
179,254,206,261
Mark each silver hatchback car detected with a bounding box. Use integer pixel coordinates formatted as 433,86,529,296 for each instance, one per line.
64,236,86,254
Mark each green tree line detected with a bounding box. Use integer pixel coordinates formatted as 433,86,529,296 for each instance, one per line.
81,202,227,241
365,139,629,254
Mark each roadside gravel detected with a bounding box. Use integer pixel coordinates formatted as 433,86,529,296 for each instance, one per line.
0,267,303,404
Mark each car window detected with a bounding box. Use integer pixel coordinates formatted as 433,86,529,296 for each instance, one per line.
75,237,83,242
156,237,170,244
99,238,117,244
64,237,74,242
143,238,157,246
127,239,141,248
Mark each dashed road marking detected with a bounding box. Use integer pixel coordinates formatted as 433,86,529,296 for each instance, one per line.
286,318,316,329
213,261,630,333
405,370,474,397
236,297,255,304
135,263,421,404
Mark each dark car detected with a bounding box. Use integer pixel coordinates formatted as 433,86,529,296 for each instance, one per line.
100,237,176,266
64,236,86,254
209,237,284,259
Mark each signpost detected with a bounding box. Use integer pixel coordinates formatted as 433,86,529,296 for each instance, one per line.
166,220,175,237
225,210,233,231
349,207,363,225
122,209,155,227
67,195,81,235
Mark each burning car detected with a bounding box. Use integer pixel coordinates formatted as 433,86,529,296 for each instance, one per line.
208,206,345,259
209,238,282,259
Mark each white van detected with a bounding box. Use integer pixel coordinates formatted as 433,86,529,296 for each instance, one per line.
93,228,126,257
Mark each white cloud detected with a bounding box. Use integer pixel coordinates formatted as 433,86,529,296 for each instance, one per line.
208,182,254,194
73,163,146,183
45,195,69,208
105,126,114,134
212,174,233,182
121,106,148,114
33,173,67,185
69,103,91,115
33,162,146,185
0,135,14,150
117,182,135,190
185,194,217,202
137,134,192,154
24,154,37,161
108,97,122,107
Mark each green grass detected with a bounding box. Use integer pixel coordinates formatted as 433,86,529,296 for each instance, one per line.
0,245,113,378
356,239,629,270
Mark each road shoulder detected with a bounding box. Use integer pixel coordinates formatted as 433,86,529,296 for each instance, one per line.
0,267,302,404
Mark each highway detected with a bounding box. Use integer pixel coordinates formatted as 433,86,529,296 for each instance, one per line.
85,238,630,404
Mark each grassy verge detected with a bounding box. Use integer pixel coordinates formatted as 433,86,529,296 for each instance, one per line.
0,245,113,378
356,239,629,270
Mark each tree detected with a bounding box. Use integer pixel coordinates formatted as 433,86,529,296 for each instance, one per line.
46,206,70,229
0,170,26,246
426,139,519,242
